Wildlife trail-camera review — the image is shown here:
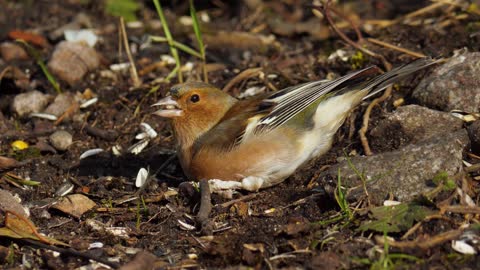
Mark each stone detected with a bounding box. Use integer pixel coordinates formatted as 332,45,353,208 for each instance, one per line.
49,130,73,151
47,41,100,86
44,92,79,117
370,105,464,152
0,42,28,61
319,130,469,205
412,51,480,112
11,90,50,117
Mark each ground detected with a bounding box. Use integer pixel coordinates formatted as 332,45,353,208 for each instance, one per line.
0,0,480,269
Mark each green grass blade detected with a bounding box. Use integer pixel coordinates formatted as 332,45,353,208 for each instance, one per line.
189,0,208,82
152,0,183,82
189,0,205,59
150,36,202,58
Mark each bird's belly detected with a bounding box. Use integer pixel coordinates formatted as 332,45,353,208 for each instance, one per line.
188,131,302,186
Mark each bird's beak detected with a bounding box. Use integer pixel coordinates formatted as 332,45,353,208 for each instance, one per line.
152,96,184,118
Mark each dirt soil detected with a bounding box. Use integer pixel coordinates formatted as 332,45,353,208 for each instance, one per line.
1,0,480,269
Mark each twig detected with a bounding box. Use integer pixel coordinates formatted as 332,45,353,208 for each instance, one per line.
440,205,480,214
222,67,262,92
401,214,452,240
215,193,259,209
358,86,392,156
20,238,120,269
120,17,141,88
84,125,119,141
366,38,426,58
376,228,463,249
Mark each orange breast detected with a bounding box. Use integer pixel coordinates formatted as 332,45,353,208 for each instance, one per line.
187,128,299,181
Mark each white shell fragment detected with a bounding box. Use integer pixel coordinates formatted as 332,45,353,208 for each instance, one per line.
140,123,157,139
80,97,98,108
450,110,480,123
29,113,58,121
129,139,149,155
79,148,104,159
64,29,98,47
135,168,148,188
383,200,402,206
112,145,122,156
126,21,143,28
161,55,176,65
452,240,477,255
178,219,196,231
328,49,349,62
88,242,104,249
54,181,74,197
110,63,131,72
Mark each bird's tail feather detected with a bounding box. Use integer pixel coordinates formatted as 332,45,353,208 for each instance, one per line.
362,58,442,100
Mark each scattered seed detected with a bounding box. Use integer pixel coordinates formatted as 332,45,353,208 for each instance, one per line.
29,112,58,121
79,148,104,159
54,181,74,197
110,63,130,72
451,240,477,255
112,145,122,156
140,123,157,139
177,219,196,231
129,139,149,155
135,168,148,188
383,200,401,206
88,242,104,249
80,97,98,108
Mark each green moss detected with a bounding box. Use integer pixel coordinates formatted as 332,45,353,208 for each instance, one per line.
350,51,367,69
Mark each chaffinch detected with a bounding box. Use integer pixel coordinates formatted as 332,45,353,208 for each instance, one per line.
153,58,438,193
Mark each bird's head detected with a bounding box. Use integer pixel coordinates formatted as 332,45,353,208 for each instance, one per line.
153,82,237,146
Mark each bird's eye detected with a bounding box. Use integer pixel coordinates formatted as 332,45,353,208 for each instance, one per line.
190,94,200,103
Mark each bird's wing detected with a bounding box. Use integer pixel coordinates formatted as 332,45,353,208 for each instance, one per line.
194,58,439,153
192,66,381,154
253,65,381,134
253,57,440,134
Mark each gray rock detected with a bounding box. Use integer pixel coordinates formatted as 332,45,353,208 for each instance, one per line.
370,105,464,152
320,130,469,205
44,92,79,117
48,41,100,86
11,90,50,117
49,130,73,151
412,52,480,112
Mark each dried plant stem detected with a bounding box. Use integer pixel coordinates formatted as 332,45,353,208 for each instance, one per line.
367,38,426,59
120,17,141,88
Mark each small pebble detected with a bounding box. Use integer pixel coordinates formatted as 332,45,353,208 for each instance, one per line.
49,130,73,151
44,92,78,117
0,42,28,61
48,41,100,85
11,90,50,117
